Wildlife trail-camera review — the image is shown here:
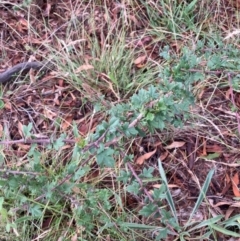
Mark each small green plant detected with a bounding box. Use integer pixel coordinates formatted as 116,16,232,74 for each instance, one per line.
118,161,240,240
0,42,205,239
0,41,197,240
2,0,240,239
2,34,240,240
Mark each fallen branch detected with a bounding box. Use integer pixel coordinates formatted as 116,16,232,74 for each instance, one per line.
0,61,54,84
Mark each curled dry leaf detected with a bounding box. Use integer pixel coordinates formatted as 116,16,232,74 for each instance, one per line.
58,79,64,87
153,184,179,188
226,88,231,100
225,206,235,220
75,64,94,73
213,201,233,207
202,138,207,156
224,29,240,40
79,123,89,136
165,141,185,149
4,100,12,110
27,96,33,106
29,68,37,83
54,93,60,105
43,3,52,17
134,55,147,65
18,121,24,138
206,144,223,153
136,149,156,165
153,141,162,147
231,172,240,197
71,233,78,241
17,143,30,151
17,18,28,32
159,151,168,161
226,173,230,183
61,116,73,131
43,108,57,120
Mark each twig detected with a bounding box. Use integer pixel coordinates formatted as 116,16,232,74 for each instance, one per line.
0,138,75,145
187,68,240,75
82,128,109,151
127,162,154,201
0,169,39,176
0,61,54,84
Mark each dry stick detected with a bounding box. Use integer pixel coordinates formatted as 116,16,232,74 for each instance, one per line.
0,169,39,176
0,138,75,145
82,128,110,151
127,162,152,199
0,61,54,84
0,129,108,150
187,68,240,75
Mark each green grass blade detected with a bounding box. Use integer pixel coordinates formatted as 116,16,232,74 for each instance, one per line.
186,0,198,12
186,215,223,232
186,169,215,225
221,214,240,226
188,231,212,240
158,159,179,226
211,224,240,237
